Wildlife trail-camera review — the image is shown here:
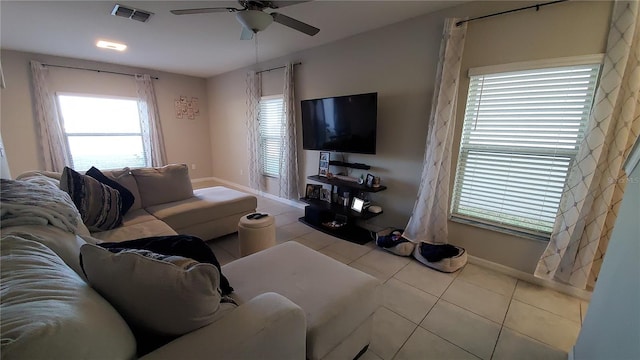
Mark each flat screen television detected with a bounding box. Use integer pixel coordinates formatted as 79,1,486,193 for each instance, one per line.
301,92,377,154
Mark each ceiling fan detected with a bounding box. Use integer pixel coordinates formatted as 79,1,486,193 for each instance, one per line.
170,1,320,40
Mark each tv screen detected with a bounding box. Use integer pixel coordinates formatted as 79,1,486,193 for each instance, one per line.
301,92,377,154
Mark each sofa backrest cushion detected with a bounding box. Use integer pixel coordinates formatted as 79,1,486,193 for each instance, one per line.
0,236,136,360
60,167,123,232
0,225,94,279
80,244,235,337
102,167,143,211
86,166,135,215
131,164,194,208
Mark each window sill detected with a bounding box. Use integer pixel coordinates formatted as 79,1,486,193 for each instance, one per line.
449,215,550,243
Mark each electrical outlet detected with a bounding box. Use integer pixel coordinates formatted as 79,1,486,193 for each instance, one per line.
240,169,244,175
191,164,196,170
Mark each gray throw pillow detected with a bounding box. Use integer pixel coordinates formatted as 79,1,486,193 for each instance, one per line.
60,167,122,232
79,244,236,336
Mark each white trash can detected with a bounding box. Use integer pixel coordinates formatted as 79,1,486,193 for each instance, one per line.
238,213,276,257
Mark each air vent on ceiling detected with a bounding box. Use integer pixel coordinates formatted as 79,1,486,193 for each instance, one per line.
111,4,153,23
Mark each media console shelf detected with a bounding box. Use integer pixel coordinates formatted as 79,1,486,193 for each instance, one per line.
299,175,387,245
328,160,371,170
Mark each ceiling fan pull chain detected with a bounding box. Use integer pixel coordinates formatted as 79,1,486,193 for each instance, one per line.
254,32,259,67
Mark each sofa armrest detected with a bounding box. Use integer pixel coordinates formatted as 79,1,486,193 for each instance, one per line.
141,292,306,360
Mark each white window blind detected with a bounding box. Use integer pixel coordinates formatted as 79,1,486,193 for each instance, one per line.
259,96,284,177
57,94,148,171
451,63,600,236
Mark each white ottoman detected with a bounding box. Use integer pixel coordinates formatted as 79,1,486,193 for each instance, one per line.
223,241,381,360
238,213,276,257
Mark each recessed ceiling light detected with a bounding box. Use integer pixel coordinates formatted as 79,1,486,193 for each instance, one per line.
96,40,127,51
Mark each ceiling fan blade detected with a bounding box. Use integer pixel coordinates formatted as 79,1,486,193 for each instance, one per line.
268,1,310,9
240,26,254,40
271,12,319,36
170,7,241,15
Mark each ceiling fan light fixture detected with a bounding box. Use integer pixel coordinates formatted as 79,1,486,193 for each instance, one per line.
236,10,273,32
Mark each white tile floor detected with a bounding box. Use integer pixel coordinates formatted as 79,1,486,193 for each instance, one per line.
200,186,586,360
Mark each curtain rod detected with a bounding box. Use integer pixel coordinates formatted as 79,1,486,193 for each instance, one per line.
41,63,159,80
456,0,568,27
256,62,301,74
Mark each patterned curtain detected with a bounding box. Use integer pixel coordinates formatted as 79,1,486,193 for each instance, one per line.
278,63,300,199
134,74,167,167
30,61,72,171
246,71,265,191
535,0,640,289
402,18,467,245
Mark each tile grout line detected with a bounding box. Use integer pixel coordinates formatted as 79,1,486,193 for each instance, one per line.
462,265,585,324
389,322,419,360
489,278,520,359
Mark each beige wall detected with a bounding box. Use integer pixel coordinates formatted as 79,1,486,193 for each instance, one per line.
0,50,213,178
207,0,612,273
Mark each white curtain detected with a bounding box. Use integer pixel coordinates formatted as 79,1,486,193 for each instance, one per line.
135,74,167,167
246,71,265,191
402,19,467,245
278,63,300,199
535,0,640,289
30,60,71,171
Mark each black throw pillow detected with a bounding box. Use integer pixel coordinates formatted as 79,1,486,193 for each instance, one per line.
86,166,135,215
98,235,233,295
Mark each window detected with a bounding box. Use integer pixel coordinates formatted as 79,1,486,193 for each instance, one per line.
57,94,148,171
259,95,284,177
451,61,601,237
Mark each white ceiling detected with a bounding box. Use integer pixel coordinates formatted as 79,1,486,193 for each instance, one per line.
1,1,464,78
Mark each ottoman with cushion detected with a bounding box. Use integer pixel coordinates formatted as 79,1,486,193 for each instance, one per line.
238,213,276,257
222,241,381,360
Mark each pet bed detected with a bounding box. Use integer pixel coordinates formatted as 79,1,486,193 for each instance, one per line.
413,242,467,273
376,229,415,257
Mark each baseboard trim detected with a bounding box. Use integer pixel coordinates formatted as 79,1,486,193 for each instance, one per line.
191,177,216,184
468,255,592,301
199,176,306,210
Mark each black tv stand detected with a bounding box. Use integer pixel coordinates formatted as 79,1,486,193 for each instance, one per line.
328,160,371,170
299,175,386,245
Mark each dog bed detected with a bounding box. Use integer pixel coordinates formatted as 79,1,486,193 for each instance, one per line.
413,242,467,273
376,229,415,257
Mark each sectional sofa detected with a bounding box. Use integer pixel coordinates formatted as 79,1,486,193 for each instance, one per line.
0,165,381,360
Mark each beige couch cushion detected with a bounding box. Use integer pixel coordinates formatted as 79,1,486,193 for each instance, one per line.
0,225,94,277
91,219,177,243
103,168,143,211
145,186,256,231
132,164,193,208
0,236,136,360
121,208,158,227
80,244,235,336
222,241,380,360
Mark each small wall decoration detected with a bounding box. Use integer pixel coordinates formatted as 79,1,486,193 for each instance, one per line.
319,151,330,177
175,96,200,120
